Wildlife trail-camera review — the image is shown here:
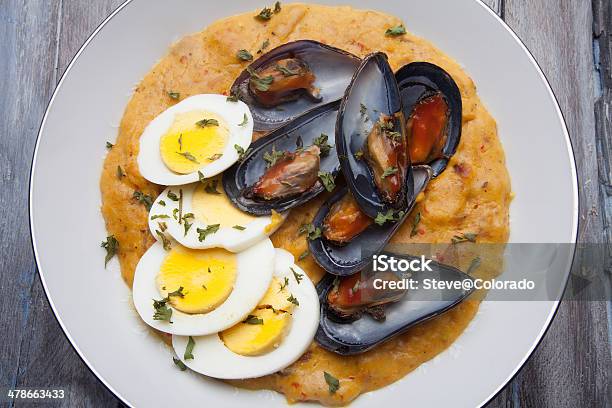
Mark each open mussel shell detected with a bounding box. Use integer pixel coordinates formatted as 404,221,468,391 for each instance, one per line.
223,101,340,216
315,253,475,355
231,40,361,132
336,52,413,219
308,166,432,276
396,62,462,177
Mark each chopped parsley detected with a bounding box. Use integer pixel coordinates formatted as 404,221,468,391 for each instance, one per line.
410,212,421,237
234,144,252,162
116,165,125,179
176,151,199,163
167,191,179,201
197,224,220,242
385,25,407,36
374,209,404,226
236,49,253,61
287,294,299,306
382,166,398,179
182,213,194,236
274,1,281,13
276,64,299,76
167,91,180,100
153,298,172,322
150,214,170,220
226,93,239,102
233,225,246,231
451,232,478,244
299,223,322,240
238,113,249,127
257,39,270,54
158,200,166,206
255,7,273,20
207,153,223,161
324,372,340,394
313,133,332,156
156,230,172,251
298,250,309,261
354,150,364,160
173,357,187,371
318,171,336,192
101,235,119,267
167,286,185,298
184,336,195,360
243,315,264,325
106,141,114,149
248,67,274,92
279,276,289,292
195,118,219,127
291,267,303,284
263,146,285,168
133,191,153,210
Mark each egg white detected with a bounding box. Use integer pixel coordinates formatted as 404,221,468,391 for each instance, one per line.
137,94,253,186
148,184,287,252
132,239,275,336
171,249,320,379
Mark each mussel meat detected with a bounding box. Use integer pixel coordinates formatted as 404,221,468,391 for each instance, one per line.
231,40,361,131
322,192,373,245
315,253,475,355
248,58,321,107
406,92,449,164
245,145,321,201
223,101,341,216
326,271,406,322
365,113,409,206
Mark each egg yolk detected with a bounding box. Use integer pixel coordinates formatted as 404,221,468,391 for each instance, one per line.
156,246,237,314
219,277,295,356
264,209,284,234
192,180,257,228
159,110,229,174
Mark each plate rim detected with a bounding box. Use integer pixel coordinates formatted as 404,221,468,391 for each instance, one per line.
27,0,580,407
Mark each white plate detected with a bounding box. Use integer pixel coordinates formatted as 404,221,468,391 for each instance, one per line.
30,0,578,407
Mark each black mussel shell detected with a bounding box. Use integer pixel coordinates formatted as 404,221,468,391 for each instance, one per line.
231,40,361,132
223,101,340,216
336,52,413,219
395,62,462,177
308,166,432,276
315,253,475,355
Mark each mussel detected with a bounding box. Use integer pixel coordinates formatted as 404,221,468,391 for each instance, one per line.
336,52,412,218
315,253,475,355
231,40,361,131
322,192,373,245
309,166,432,276
223,101,340,216
396,62,462,176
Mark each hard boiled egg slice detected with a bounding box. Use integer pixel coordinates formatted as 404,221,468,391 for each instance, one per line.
138,94,253,185
148,183,286,252
172,248,319,379
132,238,274,336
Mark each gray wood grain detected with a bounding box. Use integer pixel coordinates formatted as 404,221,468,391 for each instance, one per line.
0,0,608,407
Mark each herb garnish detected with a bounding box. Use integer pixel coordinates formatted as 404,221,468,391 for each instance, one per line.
382,166,398,179
116,165,125,179
236,49,253,61
167,191,179,201
233,225,246,230
172,208,179,221
247,67,275,92
196,118,219,127
291,267,303,284
234,144,252,162
255,6,273,20
374,209,404,226
359,103,368,117
173,357,187,371
238,113,249,127
199,175,221,195
176,151,199,163
354,150,364,160
257,39,270,54
298,250,309,261
156,230,172,250
153,298,172,322
168,286,185,298
287,294,299,306
243,315,264,325
158,221,168,232
133,191,153,210
159,200,166,206
106,141,114,149
151,214,170,220
263,146,285,168
385,25,407,36
313,133,332,156
167,91,180,100
274,1,281,13
279,276,289,292
184,336,195,360
182,213,194,236
227,93,239,102
451,232,478,244
466,256,481,275
101,235,119,267
324,372,340,394
318,171,336,192
410,212,421,237
207,153,223,161
299,223,322,240
197,224,220,242
276,64,299,76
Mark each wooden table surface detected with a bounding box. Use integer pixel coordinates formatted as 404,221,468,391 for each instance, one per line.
0,0,610,407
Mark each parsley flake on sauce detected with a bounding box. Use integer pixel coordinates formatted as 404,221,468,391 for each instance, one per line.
101,235,119,267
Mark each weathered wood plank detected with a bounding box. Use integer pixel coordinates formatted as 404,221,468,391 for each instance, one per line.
9,1,125,407
0,0,61,402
